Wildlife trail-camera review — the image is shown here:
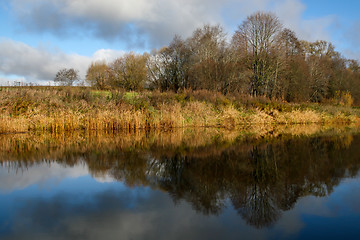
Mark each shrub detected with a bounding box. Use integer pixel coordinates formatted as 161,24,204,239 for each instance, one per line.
332,91,354,107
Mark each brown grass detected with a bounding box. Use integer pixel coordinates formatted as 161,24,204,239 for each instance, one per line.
0,87,360,133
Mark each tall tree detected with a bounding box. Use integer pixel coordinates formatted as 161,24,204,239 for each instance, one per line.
276,29,310,101
187,24,228,92
302,40,340,102
147,48,168,90
153,36,190,92
233,11,283,97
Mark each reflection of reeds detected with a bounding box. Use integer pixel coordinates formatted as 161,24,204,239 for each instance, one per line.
0,124,359,164
0,87,359,133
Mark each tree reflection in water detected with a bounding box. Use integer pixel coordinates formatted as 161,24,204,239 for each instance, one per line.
1,127,360,228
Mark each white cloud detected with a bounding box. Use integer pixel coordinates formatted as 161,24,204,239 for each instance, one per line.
92,49,126,63
274,0,335,41
10,0,224,47
10,0,336,47
0,39,125,84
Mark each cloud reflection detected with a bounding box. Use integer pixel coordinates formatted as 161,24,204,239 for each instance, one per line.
0,162,87,193
1,188,269,240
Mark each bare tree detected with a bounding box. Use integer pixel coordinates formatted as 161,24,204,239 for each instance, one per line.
147,48,169,90
54,68,79,86
187,24,229,92
233,11,283,97
273,28,306,100
301,40,340,102
150,36,190,92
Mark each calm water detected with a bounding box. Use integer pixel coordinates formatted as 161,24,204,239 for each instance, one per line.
1,127,360,239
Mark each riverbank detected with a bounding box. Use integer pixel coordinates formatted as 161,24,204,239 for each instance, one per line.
1,87,359,133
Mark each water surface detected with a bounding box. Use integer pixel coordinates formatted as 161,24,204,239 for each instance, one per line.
1,126,360,239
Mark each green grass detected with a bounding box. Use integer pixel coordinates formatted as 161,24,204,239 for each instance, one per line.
91,90,112,98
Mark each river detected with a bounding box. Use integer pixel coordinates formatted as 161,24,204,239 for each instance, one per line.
0,126,360,239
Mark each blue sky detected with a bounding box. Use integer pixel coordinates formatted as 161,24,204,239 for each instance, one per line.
1,0,360,85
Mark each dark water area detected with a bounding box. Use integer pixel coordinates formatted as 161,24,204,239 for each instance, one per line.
1,126,360,239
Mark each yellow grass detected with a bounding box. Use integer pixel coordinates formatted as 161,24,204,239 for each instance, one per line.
0,87,359,133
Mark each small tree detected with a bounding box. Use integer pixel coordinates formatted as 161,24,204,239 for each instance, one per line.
333,91,354,106
54,68,79,86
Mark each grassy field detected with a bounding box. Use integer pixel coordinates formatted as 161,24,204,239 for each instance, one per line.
0,87,359,133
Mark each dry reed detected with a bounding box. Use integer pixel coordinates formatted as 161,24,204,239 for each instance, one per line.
0,87,359,133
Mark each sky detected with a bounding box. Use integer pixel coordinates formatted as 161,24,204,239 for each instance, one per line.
1,0,360,85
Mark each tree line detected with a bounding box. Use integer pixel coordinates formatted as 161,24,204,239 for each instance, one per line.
55,11,360,104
